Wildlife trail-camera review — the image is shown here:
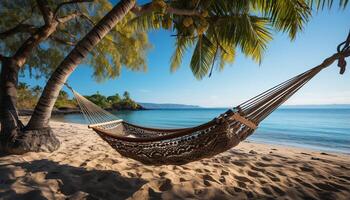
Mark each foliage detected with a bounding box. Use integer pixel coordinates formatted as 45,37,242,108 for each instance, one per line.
129,0,348,79
85,92,110,109
55,90,77,109
0,0,151,80
17,82,76,109
85,91,141,110
17,82,38,109
17,82,140,110
308,0,349,9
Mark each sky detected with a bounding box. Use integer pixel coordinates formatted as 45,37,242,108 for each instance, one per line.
21,4,350,108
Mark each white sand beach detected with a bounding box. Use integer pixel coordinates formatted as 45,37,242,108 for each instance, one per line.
0,120,349,200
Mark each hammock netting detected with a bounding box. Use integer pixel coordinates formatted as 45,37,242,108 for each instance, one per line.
66,37,349,165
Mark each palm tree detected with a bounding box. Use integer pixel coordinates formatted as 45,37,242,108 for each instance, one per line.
26,0,136,130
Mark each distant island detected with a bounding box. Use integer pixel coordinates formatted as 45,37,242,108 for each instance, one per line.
139,103,201,109
17,82,205,116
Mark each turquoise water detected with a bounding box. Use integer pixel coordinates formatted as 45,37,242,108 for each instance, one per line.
55,108,350,154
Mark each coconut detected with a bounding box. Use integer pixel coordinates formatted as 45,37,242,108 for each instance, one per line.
188,25,195,36
162,16,172,30
153,0,167,9
183,17,194,27
196,22,209,35
201,10,209,18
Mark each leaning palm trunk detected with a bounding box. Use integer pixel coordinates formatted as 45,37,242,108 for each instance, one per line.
26,0,135,130
0,59,21,138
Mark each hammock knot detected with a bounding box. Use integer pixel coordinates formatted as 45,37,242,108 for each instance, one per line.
215,114,227,124
337,31,350,75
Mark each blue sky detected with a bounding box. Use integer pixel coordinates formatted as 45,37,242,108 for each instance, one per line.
21,5,350,107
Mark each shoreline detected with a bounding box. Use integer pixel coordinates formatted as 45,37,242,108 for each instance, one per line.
245,139,350,156
51,118,350,155
0,120,349,199
18,107,147,116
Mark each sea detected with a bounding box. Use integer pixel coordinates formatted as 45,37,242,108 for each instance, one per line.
54,106,350,154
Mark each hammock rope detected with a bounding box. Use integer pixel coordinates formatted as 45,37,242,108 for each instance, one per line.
63,35,349,165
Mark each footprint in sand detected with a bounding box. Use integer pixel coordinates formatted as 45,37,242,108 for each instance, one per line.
158,172,167,177
261,187,273,195
237,181,247,188
203,179,211,186
250,165,266,173
221,170,229,176
179,177,186,182
294,178,317,189
271,185,286,196
234,175,253,184
219,176,226,184
231,160,245,167
261,156,273,162
247,170,263,178
158,178,172,191
203,174,218,183
299,166,314,172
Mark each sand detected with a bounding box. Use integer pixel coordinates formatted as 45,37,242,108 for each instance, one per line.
0,120,349,200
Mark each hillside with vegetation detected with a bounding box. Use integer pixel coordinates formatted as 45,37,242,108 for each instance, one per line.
85,91,143,110
17,83,143,113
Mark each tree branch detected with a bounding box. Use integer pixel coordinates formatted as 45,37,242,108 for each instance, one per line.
167,7,202,16
56,11,81,23
131,3,202,16
131,3,153,15
54,0,94,17
50,35,76,46
79,13,95,25
57,29,78,41
36,0,53,24
12,23,59,67
0,24,38,39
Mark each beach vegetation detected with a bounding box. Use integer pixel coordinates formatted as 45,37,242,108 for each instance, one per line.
16,82,140,110
85,91,141,110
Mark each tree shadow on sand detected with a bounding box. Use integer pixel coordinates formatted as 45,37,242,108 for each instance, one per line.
0,159,146,200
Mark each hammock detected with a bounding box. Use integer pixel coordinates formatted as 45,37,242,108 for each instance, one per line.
66,39,349,166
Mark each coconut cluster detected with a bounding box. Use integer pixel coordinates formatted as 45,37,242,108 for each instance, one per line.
152,0,167,13
162,15,172,30
182,15,209,36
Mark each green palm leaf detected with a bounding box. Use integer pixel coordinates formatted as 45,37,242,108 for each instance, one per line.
190,35,217,79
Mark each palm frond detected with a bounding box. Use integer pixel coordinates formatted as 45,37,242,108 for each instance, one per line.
190,35,217,79
170,37,192,72
253,0,311,39
210,14,272,63
218,45,236,71
307,0,349,9
126,12,162,31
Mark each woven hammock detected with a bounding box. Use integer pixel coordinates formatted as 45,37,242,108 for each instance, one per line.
66,40,349,166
